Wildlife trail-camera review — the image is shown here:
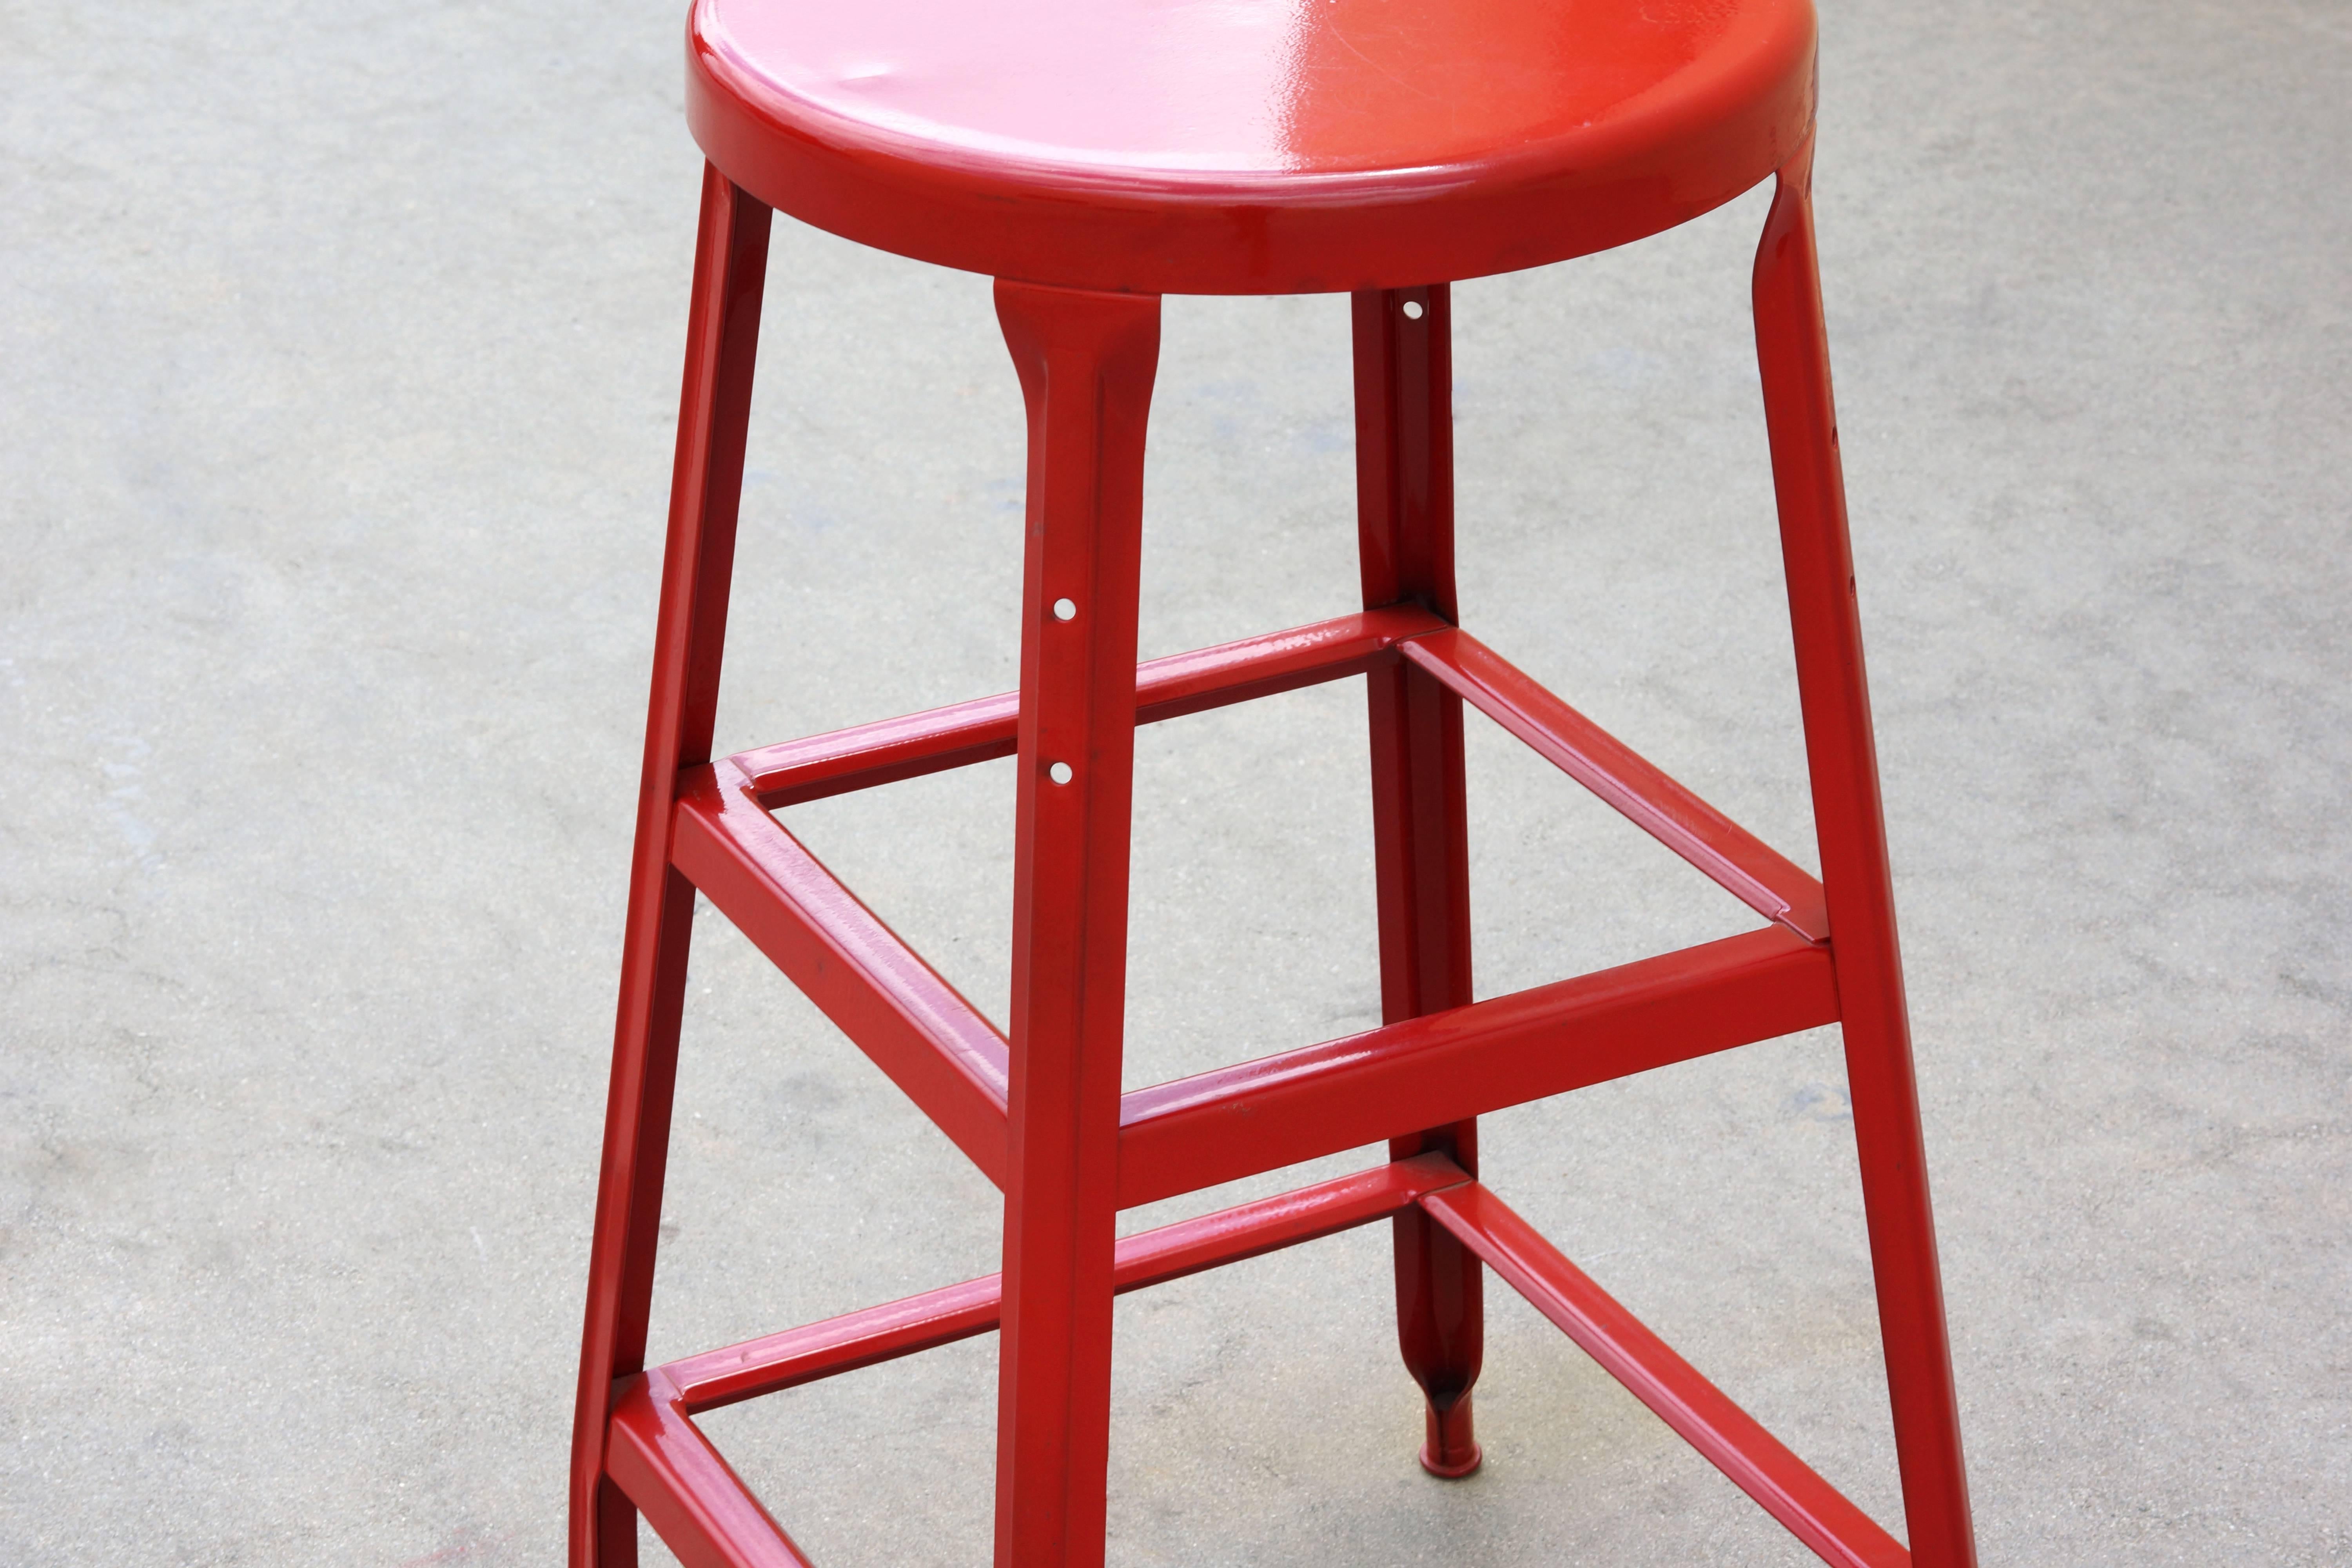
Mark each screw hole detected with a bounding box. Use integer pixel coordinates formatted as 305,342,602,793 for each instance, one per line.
1048,762,1074,786
1052,597,1077,621
1401,299,1425,320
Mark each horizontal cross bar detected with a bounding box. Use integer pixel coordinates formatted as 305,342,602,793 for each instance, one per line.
659,1152,1471,1414
609,1367,813,1568
1399,628,1830,944
730,605,1447,808
677,615,1842,1212
671,762,1835,1208
612,1164,1906,1568
1422,1181,1909,1568
1116,926,1838,1208
672,759,1012,1183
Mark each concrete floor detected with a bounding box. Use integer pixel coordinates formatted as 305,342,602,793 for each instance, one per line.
4,0,2347,1563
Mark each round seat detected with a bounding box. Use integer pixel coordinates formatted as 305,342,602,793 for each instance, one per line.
686,0,1817,294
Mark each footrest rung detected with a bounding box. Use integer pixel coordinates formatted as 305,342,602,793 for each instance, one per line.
659,1152,1471,1415
609,1369,814,1568
1399,628,1830,943
1421,1181,1909,1568
672,758,1013,1185
1116,926,1838,1207
610,1156,1474,1568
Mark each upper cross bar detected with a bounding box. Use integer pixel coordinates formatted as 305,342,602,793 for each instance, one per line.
1399,629,1830,943
676,609,1852,1216
732,605,1449,808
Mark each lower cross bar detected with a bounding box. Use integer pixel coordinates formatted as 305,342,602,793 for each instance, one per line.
654,1152,1472,1415
1423,1181,1910,1568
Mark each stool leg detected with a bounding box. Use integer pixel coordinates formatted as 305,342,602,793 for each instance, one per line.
1352,285,1485,1479
990,280,1161,1568
569,164,771,1568
1751,140,1980,1568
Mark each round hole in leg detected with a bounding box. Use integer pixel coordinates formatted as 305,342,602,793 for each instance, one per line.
1402,299,1425,320
1048,761,1074,786
1053,597,1077,621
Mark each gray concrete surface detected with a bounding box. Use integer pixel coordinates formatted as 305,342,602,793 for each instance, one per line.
4,0,2347,1563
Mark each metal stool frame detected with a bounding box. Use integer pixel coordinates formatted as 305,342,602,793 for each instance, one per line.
570,129,1975,1568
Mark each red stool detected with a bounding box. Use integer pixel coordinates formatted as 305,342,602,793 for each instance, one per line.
572,2,1978,1564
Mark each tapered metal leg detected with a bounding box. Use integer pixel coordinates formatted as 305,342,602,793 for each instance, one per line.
990,279,1162,1568
570,163,771,1568
1353,285,1485,1479
1752,137,1980,1568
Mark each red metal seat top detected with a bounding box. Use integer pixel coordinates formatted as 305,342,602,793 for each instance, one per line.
686,0,1817,295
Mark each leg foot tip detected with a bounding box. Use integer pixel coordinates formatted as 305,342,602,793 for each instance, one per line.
1418,1441,1483,1479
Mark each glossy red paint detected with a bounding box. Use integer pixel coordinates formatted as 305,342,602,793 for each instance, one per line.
603,1158,1925,1568
1399,628,1831,941
1352,283,1485,1476
685,0,1817,292
575,6,1978,1567
1421,1180,1910,1568
1115,924,1838,1208
608,1368,813,1568
1755,134,1976,1566
606,1156,1475,1568
989,279,1161,1568
732,604,1446,809
666,1153,1472,1415
671,758,1011,1180
572,163,769,1568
